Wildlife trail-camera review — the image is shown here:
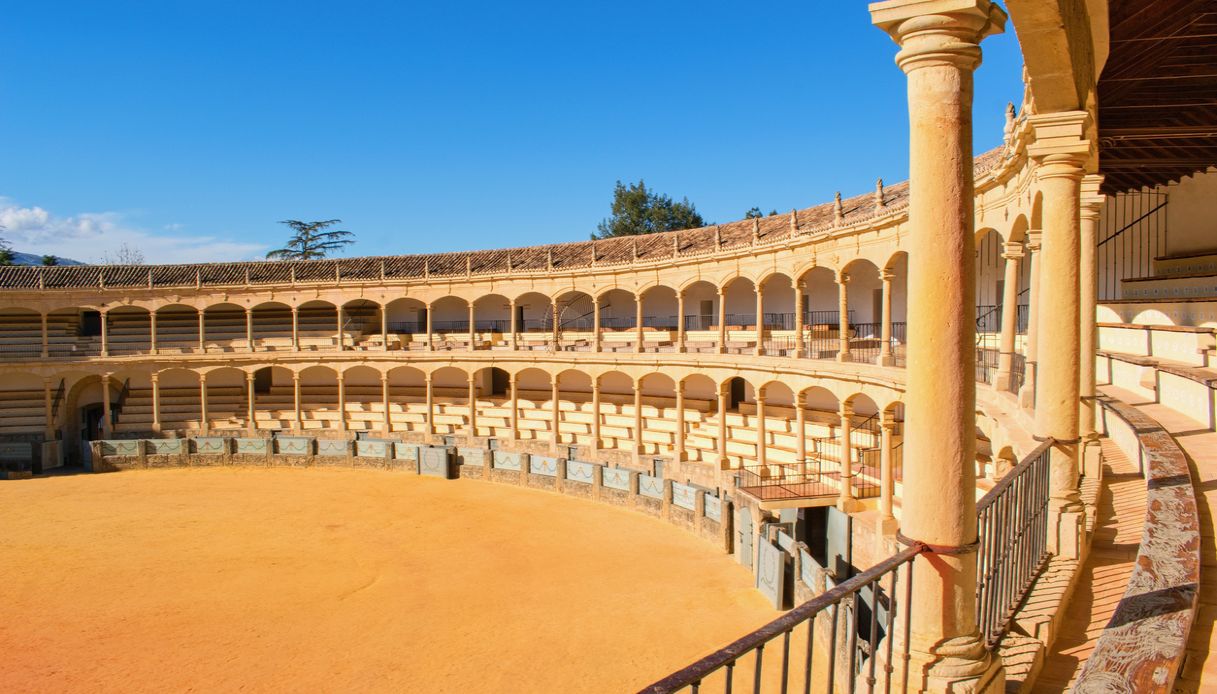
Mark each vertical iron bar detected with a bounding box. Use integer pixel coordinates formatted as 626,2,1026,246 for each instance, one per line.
827,602,840,692
866,578,881,694
725,662,734,694
901,558,914,694
803,616,815,694
753,646,764,694
781,630,791,694
884,564,898,694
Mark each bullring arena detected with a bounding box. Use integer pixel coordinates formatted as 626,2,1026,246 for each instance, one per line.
4,1,1217,692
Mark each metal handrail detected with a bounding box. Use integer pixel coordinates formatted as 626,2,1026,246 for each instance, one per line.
638,542,927,694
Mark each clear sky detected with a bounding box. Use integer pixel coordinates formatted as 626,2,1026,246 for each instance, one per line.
0,1,1024,264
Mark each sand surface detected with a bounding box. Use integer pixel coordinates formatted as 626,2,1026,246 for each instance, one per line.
0,468,777,693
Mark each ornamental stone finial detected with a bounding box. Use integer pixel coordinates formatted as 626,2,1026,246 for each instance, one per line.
590,240,597,264
714,225,722,250
631,238,639,260
752,217,761,243
833,192,844,225
672,232,679,257
789,209,798,234
1003,102,1017,144
875,178,886,209
547,249,554,270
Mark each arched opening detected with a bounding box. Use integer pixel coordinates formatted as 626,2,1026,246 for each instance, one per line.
250,301,293,350
0,372,52,473
841,260,883,363
554,291,595,350
884,253,909,366
596,371,635,454
638,373,676,457
473,294,512,337
342,299,382,349
203,367,248,433
975,228,1006,348
640,285,679,331
676,374,718,465
430,296,469,335
47,307,100,358
760,273,794,354
342,365,383,432
798,267,840,360
556,370,593,446
514,368,553,444
296,301,339,351
386,366,426,435
108,371,155,435
63,372,125,465
202,303,247,351
251,366,295,431
384,298,428,350
597,289,637,334
722,277,756,334
155,304,201,353
681,281,719,346
0,308,43,360
107,306,152,355
430,366,470,438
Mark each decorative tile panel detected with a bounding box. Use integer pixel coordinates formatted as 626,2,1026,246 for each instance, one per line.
639,474,664,499
565,460,596,484
419,446,453,478
149,439,184,455
316,439,349,457
704,493,722,522
756,539,787,608
355,440,391,458
457,447,486,467
492,450,524,471
276,437,312,456
602,467,630,491
235,438,268,455
194,437,228,455
672,482,697,510
529,455,559,477
394,443,420,461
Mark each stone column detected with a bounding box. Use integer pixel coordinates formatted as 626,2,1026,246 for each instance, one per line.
43,377,54,440
290,306,300,351
101,373,112,437
994,242,1024,391
40,313,49,359
1019,231,1042,408
754,283,765,356
198,373,209,435
676,291,687,353
754,393,767,467
551,379,562,450
292,373,302,430
871,2,1007,689
100,310,110,357
716,287,727,354
1079,176,1105,477
592,298,602,352
246,307,254,352
469,303,477,349
381,374,391,435
468,373,478,438
879,270,895,366
424,373,435,439
198,310,207,353
380,307,389,352
634,296,644,353
336,373,347,431
1029,111,1092,561
510,373,520,440
837,403,860,511
633,382,644,458
794,280,806,359
551,298,561,348
591,379,601,450
151,373,161,434
717,382,729,467
509,298,519,350
880,411,897,526
674,379,687,462
246,372,257,434
149,311,158,355
795,390,807,467
336,306,346,351
425,303,434,351
835,273,850,362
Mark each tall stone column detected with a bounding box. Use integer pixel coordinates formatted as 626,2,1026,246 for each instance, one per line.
198,310,207,353
552,299,561,349
632,382,644,459
836,273,850,362
592,298,601,352
676,291,687,353
634,296,644,353
590,379,601,450
43,377,54,440
717,382,729,467
1019,232,1042,408
510,298,519,350
879,270,895,366
674,379,687,462
246,307,254,352
290,306,299,351
381,374,391,435
469,303,477,348
1079,175,1105,478
551,379,561,451
100,310,110,358
510,373,520,441
994,242,1024,392
380,307,389,352
716,287,727,354
336,306,345,351
336,374,347,432
151,373,161,435
101,374,113,437
468,374,479,439
1029,111,1092,561
795,390,807,467
149,311,158,355
794,281,806,358
198,373,209,435
880,411,897,526
424,373,435,439
246,372,257,434
872,2,1007,690
754,394,768,467
292,373,302,431
754,284,765,356
40,312,49,359
837,403,861,512
425,303,434,351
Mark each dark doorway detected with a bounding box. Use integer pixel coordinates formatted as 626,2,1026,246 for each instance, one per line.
490,368,509,396
254,367,272,395
729,377,746,409
80,311,102,337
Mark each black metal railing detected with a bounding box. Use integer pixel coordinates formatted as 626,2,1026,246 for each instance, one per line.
846,322,885,363
803,329,842,360
976,304,1001,334
639,543,925,694
762,312,795,330
432,319,470,334
1009,353,1026,395
642,315,679,330
1016,305,1029,335
976,348,1000,384
738,459,837,500
806,309,854,327
387,320,424,335
975,439,1052,647
683,315,717,331
0,343,42,359
724,313,757,328
51,378,65,420
599,316,636,330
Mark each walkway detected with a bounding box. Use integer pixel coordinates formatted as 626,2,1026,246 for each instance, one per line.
1032,436,1146,692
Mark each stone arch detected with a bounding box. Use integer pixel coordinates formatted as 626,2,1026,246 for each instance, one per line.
202,302,248,350
430,296,469,334
840,258,882,324
0,307,44,359
639,285,679,331
597,289,636,332
759,272,795,330
202,366,248,433
721,276,756,329
681,280,719,332
515,292,552,334
798,266,839,327
250,301,294,347
553,290,595,332
473,293,512,333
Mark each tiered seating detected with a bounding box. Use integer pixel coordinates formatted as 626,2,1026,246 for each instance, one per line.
0,312,44,359
114,385,246,432
1120,250,1217,301
154,310,200,352
0,389,45,435
107,312,151,354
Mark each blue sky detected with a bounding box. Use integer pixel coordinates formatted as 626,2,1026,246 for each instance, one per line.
0,1,1024,264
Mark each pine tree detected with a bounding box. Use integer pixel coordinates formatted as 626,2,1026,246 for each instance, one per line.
266,220,355,260
594,181,705,239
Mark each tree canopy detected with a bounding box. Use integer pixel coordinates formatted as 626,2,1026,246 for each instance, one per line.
266,219,355,261
101,243,145,265
594,180,705,239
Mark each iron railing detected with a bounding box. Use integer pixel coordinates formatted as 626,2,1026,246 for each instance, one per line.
724,313,757,328
975,439,1053,647
806,309,854,326
387,320,424,334
976,348,1000,384
0,343,42,359
1097,190,1169,301
738,459,838,501
1009,353,1026,395
846,323,885,363
683,315,717,331
639,543,925,694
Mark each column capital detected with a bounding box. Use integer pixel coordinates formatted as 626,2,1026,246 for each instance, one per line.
246,372,256,383
1081,174,1106,220
199,372,208,384
1028,111,1093,177
1001,240,1024,260
150,372,159,383
839,403,854,418
1025,229,1043,251
880,269,896,282
380,373,389,384
837,271,850,285
291,372,300,383
870,0,1007,74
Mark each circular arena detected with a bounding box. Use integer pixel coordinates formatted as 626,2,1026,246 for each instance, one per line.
0,466,775,692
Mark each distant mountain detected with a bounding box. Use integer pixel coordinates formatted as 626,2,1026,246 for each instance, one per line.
7,251,85,267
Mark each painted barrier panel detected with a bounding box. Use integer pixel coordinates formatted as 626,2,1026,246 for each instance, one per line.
0,441,34,460
235,438,268,455
672,482,697,511
799,547,816,589
149,439,184,455
602,467,630,491
100,440,141,456
756,539,787,608
457,447,486,467
276,437,312,456
316,439,349,457
394,443,420,461
565,459,596,484
492,450,525,471
529,455,559,477
639,474,664,499
704,493,722,522
420,446,454,478
194,438,228,455
355,439,391,458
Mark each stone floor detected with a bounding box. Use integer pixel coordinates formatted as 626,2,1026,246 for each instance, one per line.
1031,435,1145,692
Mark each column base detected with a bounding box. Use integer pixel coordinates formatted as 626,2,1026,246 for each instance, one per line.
911,634,1005,694
878,354,895,367
1047,499,1086,561
1080,434,1104,481
836,352,851,363
837,496,865,513
993,370,1013,393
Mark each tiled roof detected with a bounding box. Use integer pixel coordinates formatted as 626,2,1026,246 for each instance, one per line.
0,149,1005,291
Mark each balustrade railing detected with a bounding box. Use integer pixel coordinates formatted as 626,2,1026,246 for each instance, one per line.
976,348,1000,384
639,543,924,694
975,439,1052,646
723,313,757,328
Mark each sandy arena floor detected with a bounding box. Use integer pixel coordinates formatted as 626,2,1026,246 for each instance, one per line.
0,467,776,693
